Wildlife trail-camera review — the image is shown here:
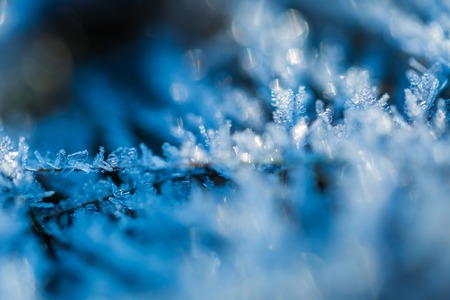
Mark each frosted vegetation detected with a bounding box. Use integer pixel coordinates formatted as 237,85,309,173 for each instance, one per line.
2,0,450,299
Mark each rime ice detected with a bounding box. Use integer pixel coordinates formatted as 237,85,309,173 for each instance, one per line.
2,0,450,299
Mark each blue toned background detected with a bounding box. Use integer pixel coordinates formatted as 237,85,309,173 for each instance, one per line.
1,0,450,299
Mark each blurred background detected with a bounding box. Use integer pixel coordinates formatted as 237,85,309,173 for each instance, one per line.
0,0,230,152
0,0,413,154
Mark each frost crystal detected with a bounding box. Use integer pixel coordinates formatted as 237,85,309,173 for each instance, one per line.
272,86,310,130
107,147,138,169
405,66,442,120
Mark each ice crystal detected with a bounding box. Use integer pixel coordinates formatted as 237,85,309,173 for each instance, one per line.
272,86,310,130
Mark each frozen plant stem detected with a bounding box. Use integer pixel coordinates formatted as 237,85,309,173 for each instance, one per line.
29,209,56,258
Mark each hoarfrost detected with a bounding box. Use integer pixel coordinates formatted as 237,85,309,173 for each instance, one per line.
2,0,450,299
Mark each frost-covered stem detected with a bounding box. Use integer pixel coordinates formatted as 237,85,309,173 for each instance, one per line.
41,167,225,222
25,166,123,173
25,164,217,174
31,209,136,284
29,209,56,258
25,154,338,175
42,197,112,222
50,237,143,286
